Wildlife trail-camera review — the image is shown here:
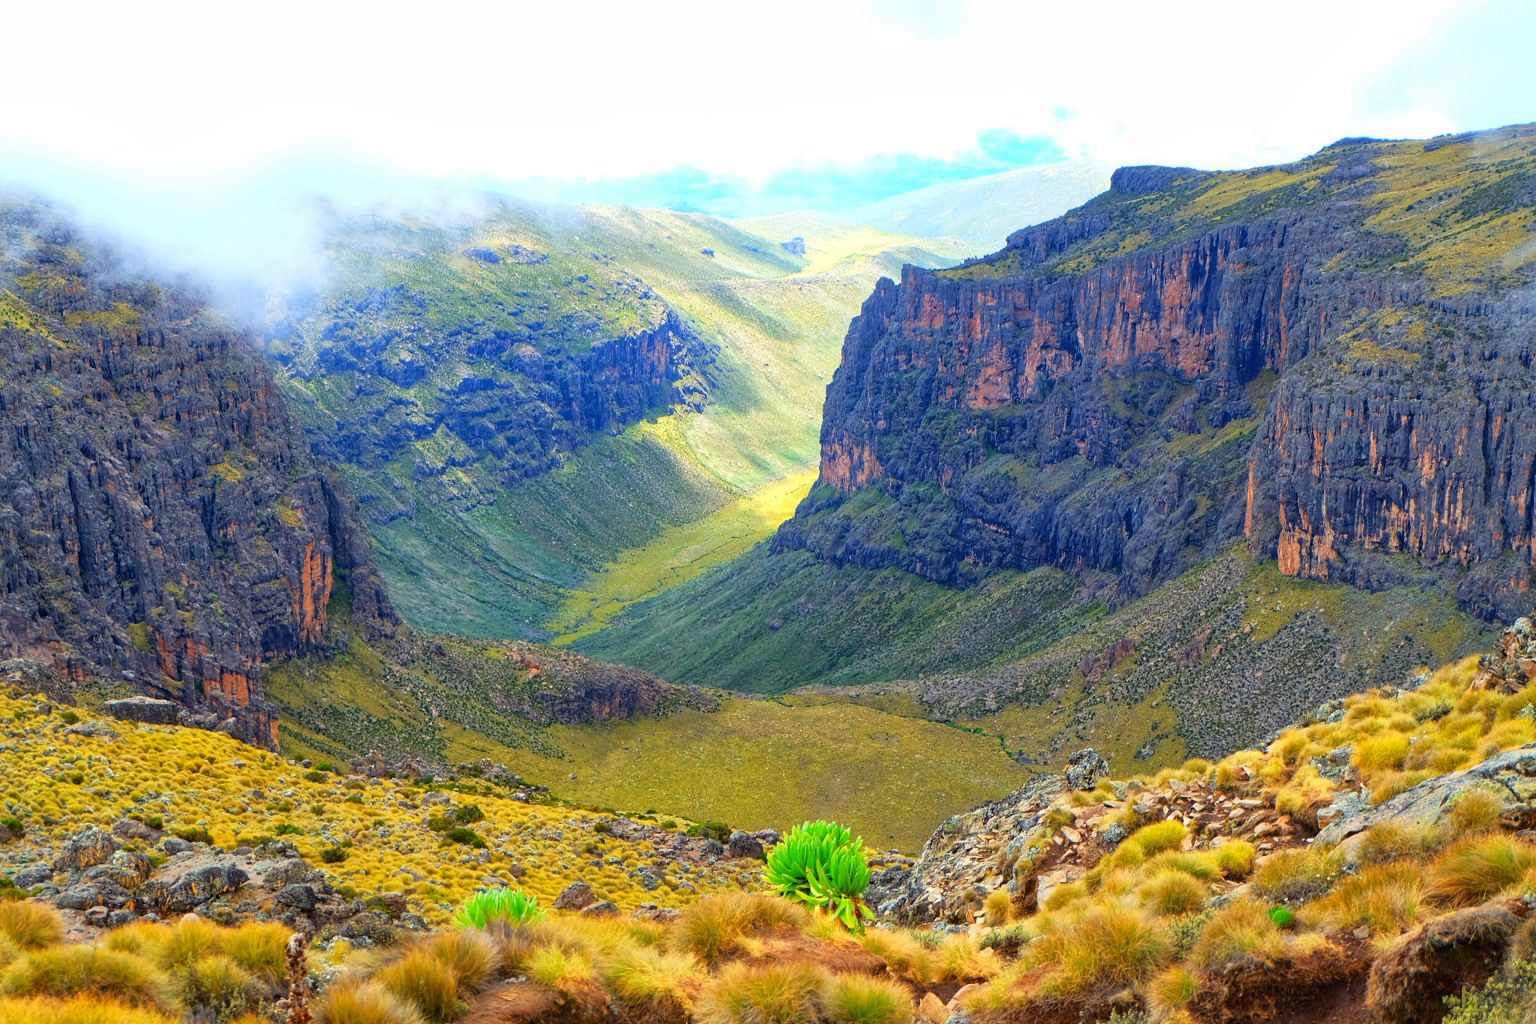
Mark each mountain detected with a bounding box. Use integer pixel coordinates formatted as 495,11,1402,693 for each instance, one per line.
849,159,1113,250
579,124,1536,765
0,196,396,747
268,199,967,639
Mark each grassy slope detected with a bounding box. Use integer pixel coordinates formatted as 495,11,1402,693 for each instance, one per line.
280,205,965,639
0,689,747,922
576,545,1492,772
264,613,1028,854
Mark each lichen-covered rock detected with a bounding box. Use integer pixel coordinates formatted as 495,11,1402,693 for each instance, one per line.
104,698,182,726
552,880,597,911
1316,743,1536,848
156,863,249,914
1064,749,1110,791
54,826,117,873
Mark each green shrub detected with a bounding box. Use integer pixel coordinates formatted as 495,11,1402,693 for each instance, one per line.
172,827,214,846
686,822,732,844
320,847,349,864
57,710,79,725
763,821,872,933
0,818,26,843
440,827,486,849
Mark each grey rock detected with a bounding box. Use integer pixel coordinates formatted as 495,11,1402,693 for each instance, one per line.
580,900,620,917
726,831,765,860
1064,749,1111,791
161,837,193,855
1317,743,1536,849
158,863,249,914
55,826,117,873
103,697,182,726
14,866,53,888
275,884,318,911
552,880,597,911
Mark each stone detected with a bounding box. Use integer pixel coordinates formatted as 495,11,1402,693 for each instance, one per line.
552,881,597,911
917,992,948,1023
56,879,133,911
14,866,53,888
65,720,118,739
103,697,183,726
55,826,118,873
158,864,249,914
83,906,110,927
161,837,193,855
275,884,318,912
1064,749,1110,791
580,900,620,918
726,831,765,860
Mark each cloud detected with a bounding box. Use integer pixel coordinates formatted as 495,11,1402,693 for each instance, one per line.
5,0,1526,188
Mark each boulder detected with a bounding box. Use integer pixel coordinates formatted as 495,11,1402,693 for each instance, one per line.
14,866,53,888
552,880,597,911
54,826,117,873
726,831,765,860
1064,749,1110,791
157,864,249,914
103,697,182,726
1366,900,1528,1024
580,900,620,918
1316,743,1536,849
275,884,318,912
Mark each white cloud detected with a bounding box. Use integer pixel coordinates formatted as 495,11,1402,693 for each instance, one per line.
5,0,1523,186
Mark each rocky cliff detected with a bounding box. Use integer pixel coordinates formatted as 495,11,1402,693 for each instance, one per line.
782,124,1536,622
0,197,396,747
267,207,711,524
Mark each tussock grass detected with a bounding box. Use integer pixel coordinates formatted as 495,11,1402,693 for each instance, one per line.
315,980,427,1024
1188,900,1284,971
0,906,60,952
1028,905,1170,994
673,894,808,964
1253,847,1343,904
373,950,461,1023
0,996,182,1024
1303,862,1424,936
1430,835,1536,905
697,962,826,1024
0,947,175,1013
821,973,914,1024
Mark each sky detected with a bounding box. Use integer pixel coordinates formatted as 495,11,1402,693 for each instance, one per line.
1,0,1531,280
6,0,1533,185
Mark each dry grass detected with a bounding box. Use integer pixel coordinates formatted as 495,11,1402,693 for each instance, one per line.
1188,900,1284,972
0,906,61,952
1430,835,1536,906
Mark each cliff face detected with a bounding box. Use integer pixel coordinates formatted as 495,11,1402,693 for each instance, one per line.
0,198,396,747
782,125,1536,621
268,209,710,522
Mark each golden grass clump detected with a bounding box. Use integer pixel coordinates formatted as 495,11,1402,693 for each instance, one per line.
1188,900,1284,971
314,980,427,1024
0,906,61,953
601,945,701,1015
525,943,601,1003
1303,862,1423,936
855,930,940,987
1139,871,1209,917
1429,834,1536,905
0,946,176,1013
820,972,915,1024
174,955,258,1018
1028,905,1170,994
418,930,496,994
982,889,1013,927
1446,788,1507,834
0,995,182,1024
1253,847,1343,904
1214,840,1257,880
697,962,825,1024
216,922,290,985
1351,820,1449,866
1146,964,1199,1018
373,949,461,1023
673,893,808,965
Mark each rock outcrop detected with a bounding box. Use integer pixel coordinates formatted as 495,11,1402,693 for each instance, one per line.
781,123,1536,623
0,197,396,747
